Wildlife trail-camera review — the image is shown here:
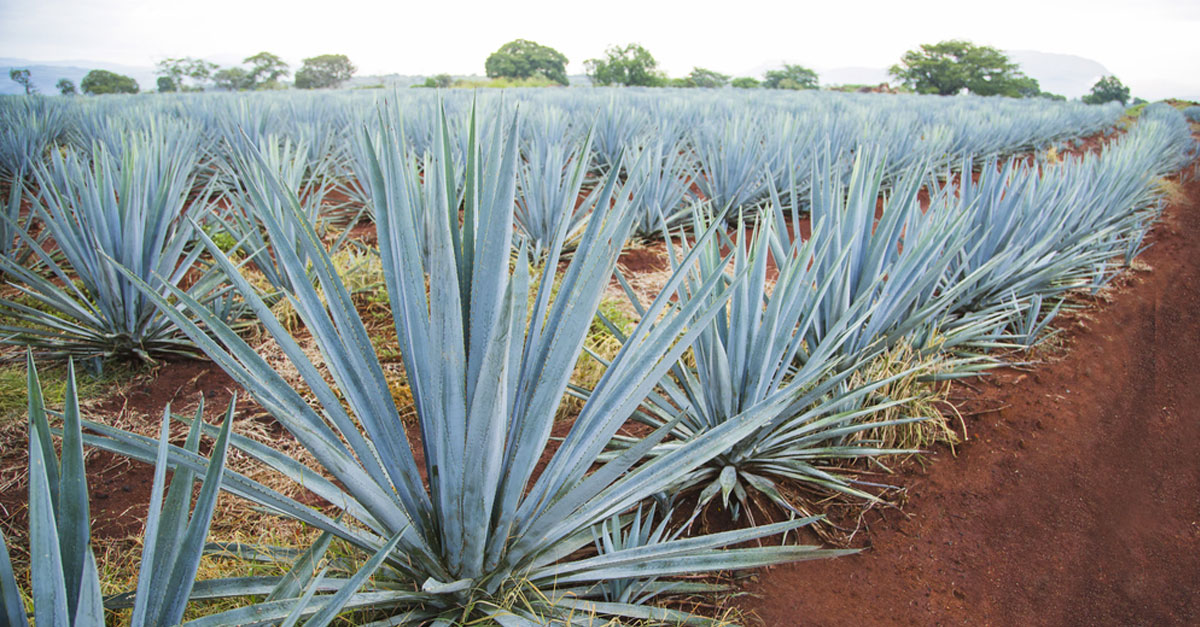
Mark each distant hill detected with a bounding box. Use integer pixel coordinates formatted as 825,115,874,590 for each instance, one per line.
1004,50,1109,99
819,67,892,88
0,58,157,95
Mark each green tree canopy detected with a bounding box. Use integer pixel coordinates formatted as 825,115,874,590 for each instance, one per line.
762,64,818,90
9,69,36,94
1082,75,1130,105
688,67,730,88
56,78,76,95
81,69,139,94
156,76,177,93
888,40,1038,97
213,67,255,91
585,43,664,87
731,76,760,89
485,39,569,86
155,57,218,91
244,51,290,86
294,54,356,89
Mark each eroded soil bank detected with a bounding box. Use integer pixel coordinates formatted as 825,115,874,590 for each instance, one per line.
744,177,1200,625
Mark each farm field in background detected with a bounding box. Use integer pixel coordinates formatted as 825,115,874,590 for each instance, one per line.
0,88,1197,625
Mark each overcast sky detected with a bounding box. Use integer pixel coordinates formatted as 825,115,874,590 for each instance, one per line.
2,0,1197,99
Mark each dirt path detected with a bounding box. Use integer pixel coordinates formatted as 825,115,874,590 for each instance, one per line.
743,178,1200,624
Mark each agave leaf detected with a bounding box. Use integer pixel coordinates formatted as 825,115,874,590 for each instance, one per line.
301,531,405,627
279,566,328,627
151,400,236,625
268,530,337,602
27,372,70,625
0,528,29,627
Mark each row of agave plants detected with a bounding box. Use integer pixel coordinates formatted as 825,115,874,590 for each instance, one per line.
0,93,1192,624
2,89,1124,253
0,89,1126,364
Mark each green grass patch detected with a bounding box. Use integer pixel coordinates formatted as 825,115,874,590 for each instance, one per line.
0,358,136,429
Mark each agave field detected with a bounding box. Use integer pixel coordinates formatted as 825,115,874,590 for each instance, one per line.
0,88,1195,625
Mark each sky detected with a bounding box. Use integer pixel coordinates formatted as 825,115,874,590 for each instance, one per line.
1,0,1198,99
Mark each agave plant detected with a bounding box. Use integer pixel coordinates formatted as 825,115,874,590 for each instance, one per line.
514,130,594,258
625,139,697,240
691,116,772,215
590,98,649,171
933,107,1194,346
774,148,980,361
0,129,233,364
584,497,741,608
593,206,935,523
91,102,852,624
0,97,67,260
0,354,233,625
586,148,1037,523
212,132,350,294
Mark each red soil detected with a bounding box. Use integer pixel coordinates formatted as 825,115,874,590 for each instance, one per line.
741,178,1200,624
0,360,238,541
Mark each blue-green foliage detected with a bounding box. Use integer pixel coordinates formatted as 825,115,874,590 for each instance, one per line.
0,353,234,625
84,102,854,624
0,86,1186,624
0,125,228,362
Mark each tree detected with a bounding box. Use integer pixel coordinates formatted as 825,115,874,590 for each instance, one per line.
213,67,254,91
1014,76,1044,98
294,54,356,89
81,69,139,94
157,76,177,93
8,69,36,94
56,78,77,95
1083,75,1130,105
731,76,760,89
418,74,455,88
888,40,1038,97
763,64,818,90
244,51,290,87
585,43,664,87
155,57,218,91
688,67,730,89
485,39,569,86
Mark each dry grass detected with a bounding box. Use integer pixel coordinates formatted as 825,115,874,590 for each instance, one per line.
0,242,395,622
848,341,964,454
0,403,328,623
1154,176,1189,206
96,504,324,625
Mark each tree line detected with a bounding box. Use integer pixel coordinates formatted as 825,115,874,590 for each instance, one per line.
8,40,1136,105
6,53,356,96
